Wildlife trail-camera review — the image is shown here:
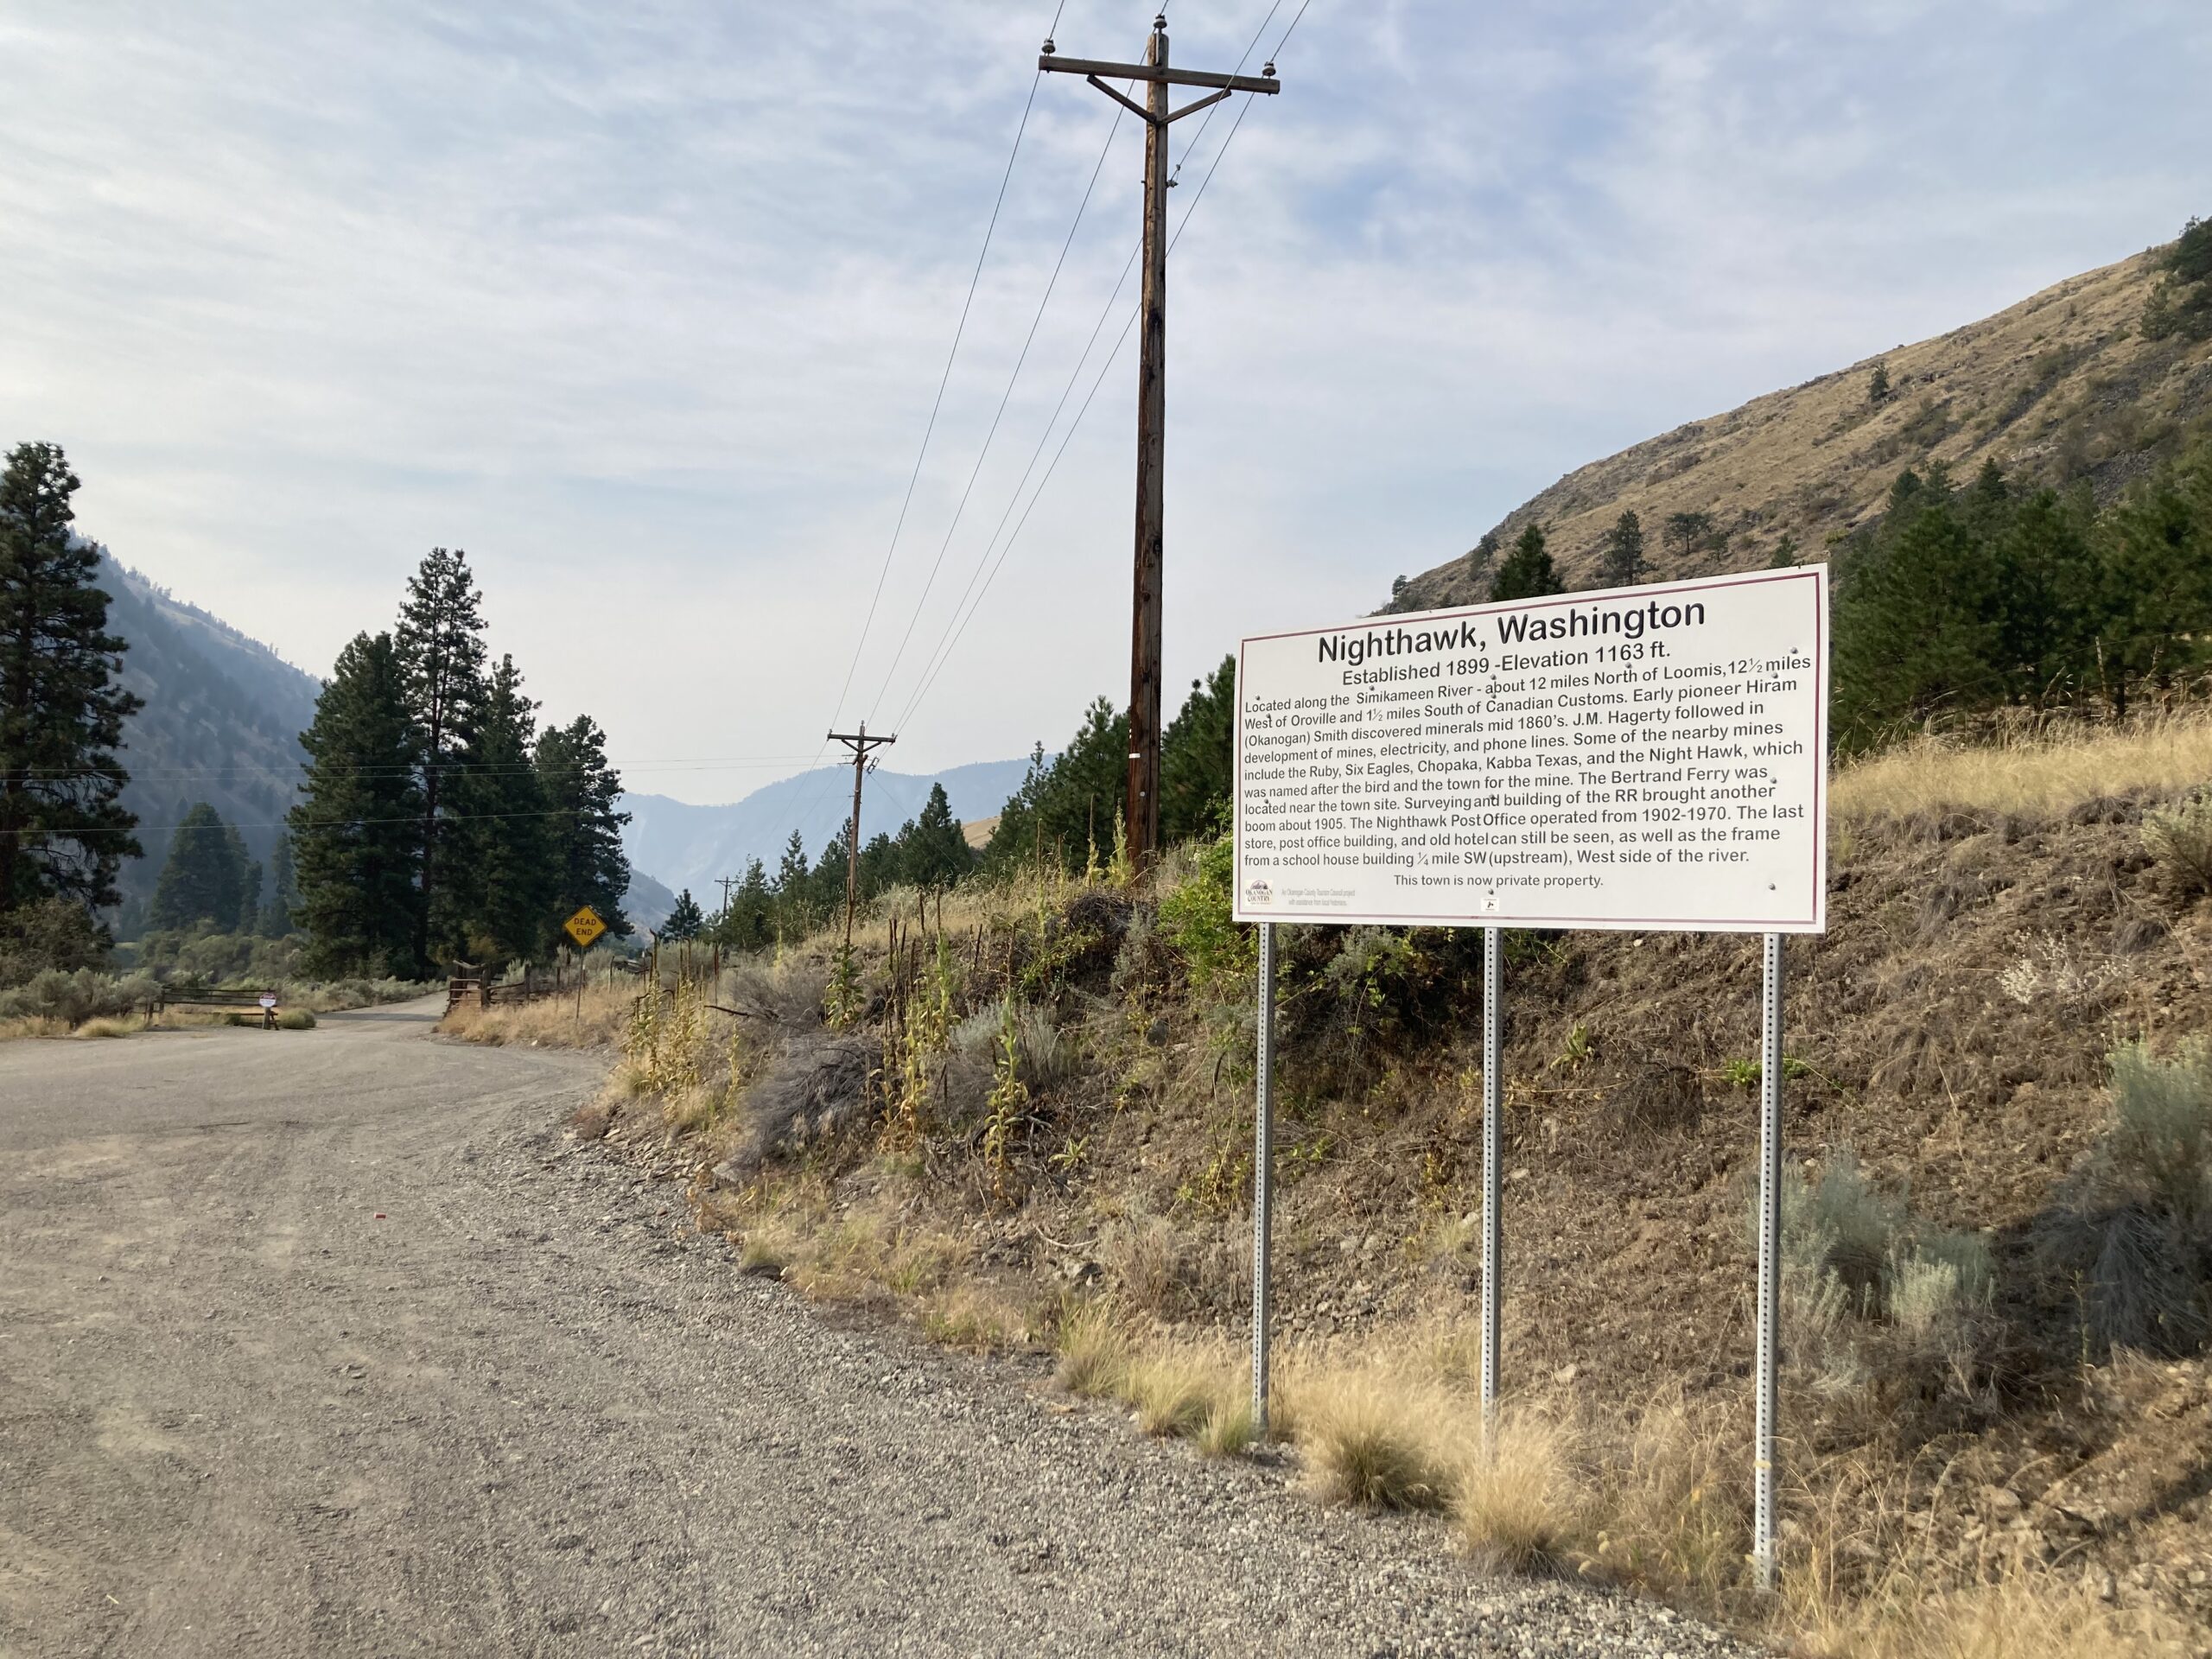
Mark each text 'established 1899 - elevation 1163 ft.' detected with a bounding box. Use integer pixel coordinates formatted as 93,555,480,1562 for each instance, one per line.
1232,567,1829,934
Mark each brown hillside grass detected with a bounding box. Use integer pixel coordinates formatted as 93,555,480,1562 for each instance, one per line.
1395,242,2212,601
1832,707,2212,821
586,716,2212,1656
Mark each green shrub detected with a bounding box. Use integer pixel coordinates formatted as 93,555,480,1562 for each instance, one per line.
1157,835,1254,995
2039,1043,2212,1357
276,1008,317,1030
1768,1152,1992,1388
2144,794,2212,904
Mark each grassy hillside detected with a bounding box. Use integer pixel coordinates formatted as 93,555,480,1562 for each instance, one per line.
1394,238,2212,608
454,713,2212,1656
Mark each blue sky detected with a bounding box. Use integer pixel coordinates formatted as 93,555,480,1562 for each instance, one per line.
3,0,2205,805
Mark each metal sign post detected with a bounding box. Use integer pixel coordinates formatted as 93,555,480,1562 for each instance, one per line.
1754,931,1785,1589
1252,922,1277,1433
1480,925,1503,1427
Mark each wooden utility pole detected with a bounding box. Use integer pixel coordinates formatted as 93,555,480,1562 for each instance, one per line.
1041,18,1279,866
715,874,738,928
828,723,896,952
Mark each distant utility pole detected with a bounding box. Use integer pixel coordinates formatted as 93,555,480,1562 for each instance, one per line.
715,874,738,927
828,722,896,952
1041,16,1279,868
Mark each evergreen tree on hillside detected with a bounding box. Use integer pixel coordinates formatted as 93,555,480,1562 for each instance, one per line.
394,547,486,967
535,713,630,949
662,888,704,942
899,782,973,889
1868,361,1893,404
773,829,811,936
2097,442,2212,713
290,632,425,977
1663,510,1716,560
259,834,301,938
1489,524,1561,603
2140,216,2212,341
1596,509,1647,588
712,857,772,951
983,702,1127,874
0,442,142,914
1160,654,1235,844
443,654,549,966
149,803,247,932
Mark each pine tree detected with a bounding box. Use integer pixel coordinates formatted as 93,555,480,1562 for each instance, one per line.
1489,523,1561,602
1868,361,1892,404
899,782,973,889
259,834,301,938
394,547,486,967
1663,511,1716,560
712,857,772,950
149,803,245,932
0,442,143,913
663,888,704,942
290,632,426,977
773,829,811,935
1160,653,1235,843
536,712,630,950
1596,509,1647,589
443,654,549,966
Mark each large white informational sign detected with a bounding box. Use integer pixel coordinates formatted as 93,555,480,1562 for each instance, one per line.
1233,566,1828,934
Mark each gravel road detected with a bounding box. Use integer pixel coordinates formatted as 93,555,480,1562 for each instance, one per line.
1,997,1758,1657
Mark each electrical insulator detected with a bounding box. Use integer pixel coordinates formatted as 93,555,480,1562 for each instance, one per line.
1041,36,1055,54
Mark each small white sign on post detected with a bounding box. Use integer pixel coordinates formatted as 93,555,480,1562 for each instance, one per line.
1233,565,1828,1592
1233,567,1827,934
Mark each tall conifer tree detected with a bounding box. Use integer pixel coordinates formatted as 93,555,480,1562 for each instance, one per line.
442,654,549,965
149,803,246,932
291,632,425,976
394,547,486,966
536,713,630,949
0,442,142,913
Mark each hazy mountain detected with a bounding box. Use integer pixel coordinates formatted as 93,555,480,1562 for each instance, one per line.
94,551,326,929
1389,241,2212,608
83,549,1027,930
622,868,678,934
620,755,1036,899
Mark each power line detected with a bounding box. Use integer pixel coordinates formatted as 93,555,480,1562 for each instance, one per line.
861,61,1143,723
893,11,1295,735
822,28,1052,742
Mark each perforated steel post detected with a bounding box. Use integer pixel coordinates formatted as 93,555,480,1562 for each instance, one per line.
1252,922,1276,1433
1480,925,1503,1426
1754,931,1785,1591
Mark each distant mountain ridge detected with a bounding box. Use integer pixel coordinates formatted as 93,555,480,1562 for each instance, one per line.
81,545,1029,928
94,551,326,925
1390,240,2212,610
620,755,1035,900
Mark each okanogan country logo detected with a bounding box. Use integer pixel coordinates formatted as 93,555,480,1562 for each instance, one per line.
1244,878,1274,906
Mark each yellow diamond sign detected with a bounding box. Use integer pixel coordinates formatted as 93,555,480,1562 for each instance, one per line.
563,906,607,950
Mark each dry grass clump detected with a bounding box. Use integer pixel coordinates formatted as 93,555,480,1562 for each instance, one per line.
1122,1340,1247,1445
1794,1566,2195,1659
440,982,634,1048
1831,709,2212,822
70,1016,137,1039
921,1281,1033,1351
1288,1365,1463,1511
1451,1412,1580,1572
1055,1298,1135,1397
